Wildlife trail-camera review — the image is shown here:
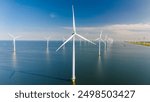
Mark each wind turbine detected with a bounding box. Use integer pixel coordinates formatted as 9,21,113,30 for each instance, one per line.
8,33,21,52
95,31,105,56
45,36,50,53
56,5,95,84
104,35,108,50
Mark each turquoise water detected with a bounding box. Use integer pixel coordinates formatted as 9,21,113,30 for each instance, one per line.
0,41,150,85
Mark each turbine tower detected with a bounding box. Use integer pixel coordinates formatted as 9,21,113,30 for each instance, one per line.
45,36,50,52
8,33,21,52
95,31,105,56
56,5,95,84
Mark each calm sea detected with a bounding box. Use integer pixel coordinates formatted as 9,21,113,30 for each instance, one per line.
0,41,150,85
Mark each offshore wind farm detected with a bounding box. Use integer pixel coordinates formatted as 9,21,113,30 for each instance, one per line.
0,0,150,85
0,40,150,85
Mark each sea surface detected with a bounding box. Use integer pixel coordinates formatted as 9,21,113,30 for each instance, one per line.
0,41,150,85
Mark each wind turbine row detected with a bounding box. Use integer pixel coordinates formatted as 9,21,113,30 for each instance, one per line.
56,5,96,84
8,33,52,53
7,5,113,85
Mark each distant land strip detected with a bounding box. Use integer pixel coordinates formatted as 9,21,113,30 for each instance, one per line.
128,41,150,46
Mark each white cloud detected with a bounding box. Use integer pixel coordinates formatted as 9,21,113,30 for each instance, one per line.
103,24,150,30
64,23,150,41
1,23,150,41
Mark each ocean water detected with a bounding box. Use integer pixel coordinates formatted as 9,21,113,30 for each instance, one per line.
0,41,150,85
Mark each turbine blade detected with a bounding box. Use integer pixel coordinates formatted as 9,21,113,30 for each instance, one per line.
72,5,76,33
76,34,96,45
8,33,14,38
95,38,99,41
101,39,105,43
56,34,75,52
15,35,22,39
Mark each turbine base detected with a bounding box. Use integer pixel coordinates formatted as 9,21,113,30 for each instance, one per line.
72,79,76,85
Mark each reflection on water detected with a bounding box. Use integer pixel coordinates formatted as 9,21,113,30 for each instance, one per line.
46,50,50,62
107,43,113,57
80,40,81,46
97,56,102,73
9,52,17,79
62,46,66,53
45,47,51,64
0,41,150,84
63,44,65,50
104,47,107,60
46,48,49,54
12,52,17,68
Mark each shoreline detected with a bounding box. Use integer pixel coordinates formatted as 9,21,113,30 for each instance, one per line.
128,41,150,46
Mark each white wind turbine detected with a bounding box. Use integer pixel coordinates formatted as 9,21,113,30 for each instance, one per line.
95,31,105,56
56,5,95,84
8,33,21,52
105,35,114,47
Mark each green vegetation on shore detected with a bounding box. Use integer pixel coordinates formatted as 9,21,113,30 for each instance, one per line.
129,41,150,46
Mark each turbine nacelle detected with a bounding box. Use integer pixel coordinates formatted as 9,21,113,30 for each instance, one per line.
44,36,50,41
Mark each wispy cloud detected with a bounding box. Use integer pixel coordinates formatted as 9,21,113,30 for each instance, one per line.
103,24,150,30
64,23,150,31
63,23,150,41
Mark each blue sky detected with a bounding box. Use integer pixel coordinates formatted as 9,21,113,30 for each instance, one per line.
0,0,150,40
